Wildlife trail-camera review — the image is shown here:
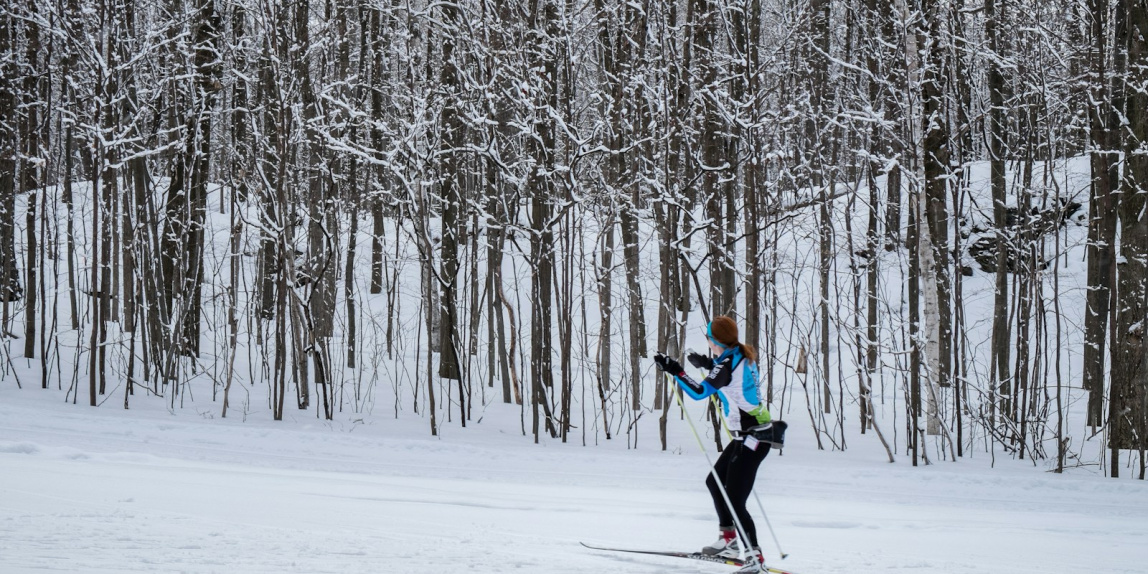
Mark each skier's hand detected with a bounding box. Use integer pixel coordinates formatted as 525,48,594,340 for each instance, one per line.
687,352,714,371
654,353,684,376
653,353,669,371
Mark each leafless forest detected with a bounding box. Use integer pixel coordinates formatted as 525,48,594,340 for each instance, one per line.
0,0,1146,478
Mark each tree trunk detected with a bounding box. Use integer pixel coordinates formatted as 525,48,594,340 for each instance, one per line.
1110,0,1148,469
597,216,614,430
744,0,764,381
920,0,950,433
695,0,729,320
810,0,833,415
986,0,1013,427
21,2,43,359
161,0,220,365
882,0,902,251
0,12,20,306
908,181,922,465
527,0,559,441
597,0,647,411
438,0,463,388
1084,0,1121,428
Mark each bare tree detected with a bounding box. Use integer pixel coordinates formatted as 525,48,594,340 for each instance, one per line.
1083,0,1121,428
0,8,21,306
1110,0,1148,478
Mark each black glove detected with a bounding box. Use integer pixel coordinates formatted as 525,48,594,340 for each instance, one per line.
654,353,684,375
687,352,714,371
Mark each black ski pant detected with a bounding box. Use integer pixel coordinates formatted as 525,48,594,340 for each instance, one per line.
705,438,770,548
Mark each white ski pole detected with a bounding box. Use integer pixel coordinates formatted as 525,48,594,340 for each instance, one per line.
715,412,788,561
671,382,754,562
751,488,788,559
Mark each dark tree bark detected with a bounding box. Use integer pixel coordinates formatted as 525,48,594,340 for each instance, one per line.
618,15,648,413
160,0,221,365
1110,0,1148,474
743,0,764,385
908,182,922,465
528,0,559,441
695,0,729,320
438,0,463,384
436,1,466,429
922,0,952,391
368,1,388,296
1084,0,1122,428
862,0,887,431
21,0,44,359
595,0,647,411
986,0,1013,425
810,0,833,415
881,0,902,251
0,10,21,306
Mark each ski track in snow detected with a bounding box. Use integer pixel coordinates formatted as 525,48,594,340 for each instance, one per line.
2,390,1147,574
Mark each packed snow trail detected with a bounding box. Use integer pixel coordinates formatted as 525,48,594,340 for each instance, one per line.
2,390,1146,574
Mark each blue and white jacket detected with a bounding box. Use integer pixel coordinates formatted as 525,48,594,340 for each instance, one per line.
671,347,763,437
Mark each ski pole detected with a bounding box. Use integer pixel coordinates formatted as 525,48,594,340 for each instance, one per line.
715,409,789,561
751,489,788,559
671,382,753,562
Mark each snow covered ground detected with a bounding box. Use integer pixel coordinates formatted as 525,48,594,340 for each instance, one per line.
1,156,1143,573
3,387,1145,574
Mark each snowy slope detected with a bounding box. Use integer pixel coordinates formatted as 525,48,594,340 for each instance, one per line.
3,387,1146,574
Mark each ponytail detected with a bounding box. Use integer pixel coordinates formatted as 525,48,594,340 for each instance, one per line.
738,342,757,364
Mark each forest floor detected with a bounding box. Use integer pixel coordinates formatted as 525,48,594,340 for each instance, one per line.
2,386,1145,574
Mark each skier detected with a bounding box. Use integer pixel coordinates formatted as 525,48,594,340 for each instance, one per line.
654,315,772,572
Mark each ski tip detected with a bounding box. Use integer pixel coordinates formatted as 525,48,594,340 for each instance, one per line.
766,567,801,574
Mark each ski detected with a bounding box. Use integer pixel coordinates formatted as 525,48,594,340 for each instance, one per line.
580,542,802,574
580,541,745,566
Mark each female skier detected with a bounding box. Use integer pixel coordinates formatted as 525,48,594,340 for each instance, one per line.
654,315,772,571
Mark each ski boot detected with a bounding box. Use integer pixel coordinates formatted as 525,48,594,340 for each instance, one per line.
701,528,738,556
733,547,766,573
